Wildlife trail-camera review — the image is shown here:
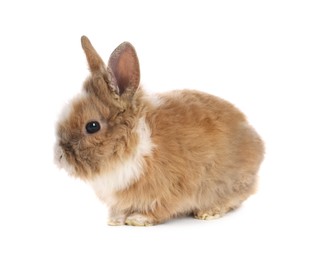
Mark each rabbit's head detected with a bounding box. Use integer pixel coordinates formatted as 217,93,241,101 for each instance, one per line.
55,36,142,179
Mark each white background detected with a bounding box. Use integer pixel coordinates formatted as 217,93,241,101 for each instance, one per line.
0,0,315,259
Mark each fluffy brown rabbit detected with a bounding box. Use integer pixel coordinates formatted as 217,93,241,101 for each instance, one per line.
54,36,264,226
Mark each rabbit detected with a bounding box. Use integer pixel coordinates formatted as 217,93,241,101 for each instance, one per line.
54,36,264,226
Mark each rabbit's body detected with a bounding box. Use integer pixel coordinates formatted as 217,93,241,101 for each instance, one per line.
55,36,264,226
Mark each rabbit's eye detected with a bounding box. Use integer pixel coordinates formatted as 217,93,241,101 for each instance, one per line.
86,121,101,134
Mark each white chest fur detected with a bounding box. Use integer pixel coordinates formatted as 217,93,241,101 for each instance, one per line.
88,117,153,204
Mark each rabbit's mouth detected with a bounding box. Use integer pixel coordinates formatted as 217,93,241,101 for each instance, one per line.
54,144,65,168
54,143,75,175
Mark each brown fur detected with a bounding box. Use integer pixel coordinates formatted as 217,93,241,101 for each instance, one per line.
55,36,264,226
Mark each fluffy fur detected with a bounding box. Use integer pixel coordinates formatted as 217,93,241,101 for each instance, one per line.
55,36,264,226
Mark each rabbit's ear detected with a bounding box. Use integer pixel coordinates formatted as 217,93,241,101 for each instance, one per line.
81,36,121,99
81,36,106,73
108,42,140,97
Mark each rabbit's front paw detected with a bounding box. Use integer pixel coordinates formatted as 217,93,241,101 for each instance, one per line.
194,207,226,220
194,212,222,220
125,213,154,226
